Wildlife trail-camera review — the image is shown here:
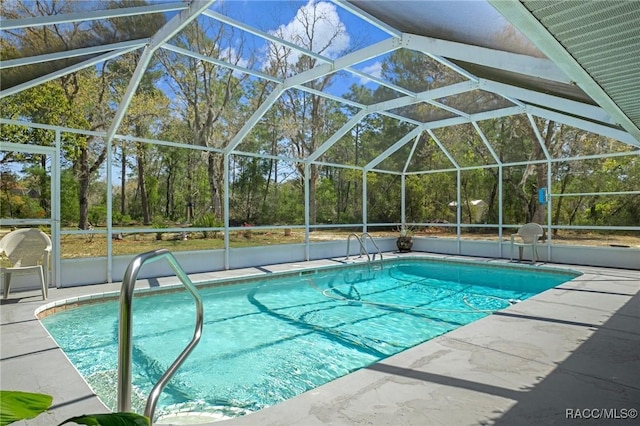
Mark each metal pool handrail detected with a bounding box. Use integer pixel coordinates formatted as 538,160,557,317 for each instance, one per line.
117,248,204,423
361,232,383,264
345,233,370,262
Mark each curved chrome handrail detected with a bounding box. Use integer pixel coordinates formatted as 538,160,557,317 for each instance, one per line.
117,249,204,423
361,232,383,264
345,233,370,262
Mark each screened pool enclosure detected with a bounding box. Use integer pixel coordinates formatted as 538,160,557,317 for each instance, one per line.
1,0,639,287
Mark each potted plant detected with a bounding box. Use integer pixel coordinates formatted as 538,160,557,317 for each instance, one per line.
396,227,413,252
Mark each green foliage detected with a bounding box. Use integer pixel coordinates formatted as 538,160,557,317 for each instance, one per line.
88,206,107,227
60,169,80,225
398,226,413,237
405,176,427,223
272,182,305,225
0,192,44,219
0,170,46,219
151,219,168,240
230,156,270,223
315,178,338,224
193,213,223,238
0,390,52,426
112,212,132,226
0,389,149,426
366,173,401,223
59,412,149,426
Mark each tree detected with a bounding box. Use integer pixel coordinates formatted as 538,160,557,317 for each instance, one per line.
113,85,169,225
264,0,352,225
93,0,167,225
158,17,251,221
0,168,46,219
0,0,167,229
154,119,192,221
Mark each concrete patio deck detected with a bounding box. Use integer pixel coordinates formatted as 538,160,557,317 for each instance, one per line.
1,252,638,425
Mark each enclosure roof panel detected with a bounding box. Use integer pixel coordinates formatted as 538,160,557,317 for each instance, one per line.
349,0,640,143
488,0,640,143
347,0,544,56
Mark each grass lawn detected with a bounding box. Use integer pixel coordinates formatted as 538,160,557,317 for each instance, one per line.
1,226,637,261
52,228,640,259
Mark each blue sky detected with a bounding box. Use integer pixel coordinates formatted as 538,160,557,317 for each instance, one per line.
205,0,392,95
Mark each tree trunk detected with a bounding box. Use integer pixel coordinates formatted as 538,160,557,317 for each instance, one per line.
120,144,126,216
531,120,555,225
262,127,278,211
308,163,318,225
487,176,498,224
568,196,584,225
38,154,50,215
120,142,127,216
137,143,150,225
186,155,194,223
165,167,174,220
215,155,224,219
76,139,107,229
207,151,219,219
534,166,547,225
78,148,90,229
552,172,571,236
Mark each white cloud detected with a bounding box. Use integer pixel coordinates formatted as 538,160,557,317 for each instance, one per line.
358,61,383,85
265,0,350,71
219,45,249,78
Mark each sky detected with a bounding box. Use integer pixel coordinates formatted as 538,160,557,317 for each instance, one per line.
205,0,392,94
153,0,524,104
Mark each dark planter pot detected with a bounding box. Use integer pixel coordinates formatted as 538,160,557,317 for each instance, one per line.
396,236,413,252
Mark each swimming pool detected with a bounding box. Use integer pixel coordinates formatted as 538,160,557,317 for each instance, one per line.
41,258,578,421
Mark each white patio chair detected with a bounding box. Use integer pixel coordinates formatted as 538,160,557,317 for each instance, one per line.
510,223,544,264
0,228,52,300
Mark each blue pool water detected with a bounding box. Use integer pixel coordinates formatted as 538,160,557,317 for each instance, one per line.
41,258,577,420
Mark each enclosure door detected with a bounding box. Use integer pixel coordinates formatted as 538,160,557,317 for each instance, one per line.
0,142,58,288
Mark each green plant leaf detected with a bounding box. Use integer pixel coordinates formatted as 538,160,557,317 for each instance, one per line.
0,390,53,426
59,412,149,426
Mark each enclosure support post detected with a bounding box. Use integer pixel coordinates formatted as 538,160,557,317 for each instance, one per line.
53,130,61,288
401,174,406,228
304,162,310,261
224,153,230,269
106,135,113,283
498,165,503,258
362,172,368,233
456,169,461,254
546,159,553,261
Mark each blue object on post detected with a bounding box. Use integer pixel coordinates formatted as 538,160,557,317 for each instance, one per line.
538,187,548,204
